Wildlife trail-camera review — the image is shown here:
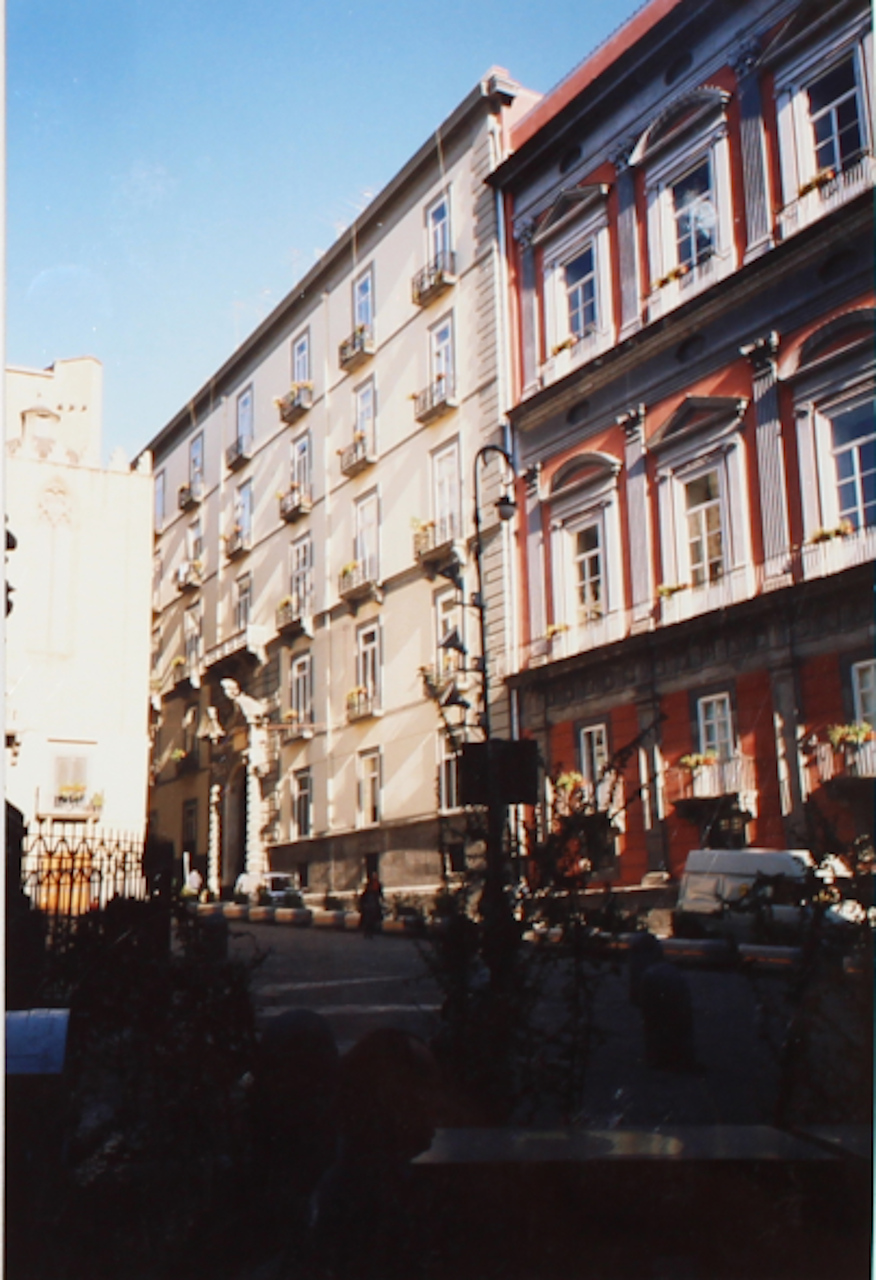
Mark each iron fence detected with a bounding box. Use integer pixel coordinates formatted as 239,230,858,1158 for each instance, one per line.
21,822,147,941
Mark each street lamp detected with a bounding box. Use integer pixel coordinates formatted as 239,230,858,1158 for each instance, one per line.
472,444,516,740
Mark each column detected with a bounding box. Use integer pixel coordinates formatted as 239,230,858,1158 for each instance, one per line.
620,406,653,630
613,146,642,340
515,222,539,396
769,664,806,837
741,332,791,584
524,464,546,654
244,740,268,879
734,42,774,262
207,781,221,897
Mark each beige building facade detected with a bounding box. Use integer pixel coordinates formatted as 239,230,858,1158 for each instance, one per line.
141,71,540,899
5,357,154,838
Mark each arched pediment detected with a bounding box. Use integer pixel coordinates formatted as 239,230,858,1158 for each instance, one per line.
782,308,876,379
550,450,621,495
649,396,748,452
630,87,730,166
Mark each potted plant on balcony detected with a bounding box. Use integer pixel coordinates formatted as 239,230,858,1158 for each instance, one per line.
171,655,187,670
346,686,368,716
827,722,874,748
679,752,718,773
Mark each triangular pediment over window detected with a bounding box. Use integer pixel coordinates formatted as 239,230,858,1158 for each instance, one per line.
630,87,730,166
760,0,863,68
532,184,610,246
649,397,748,453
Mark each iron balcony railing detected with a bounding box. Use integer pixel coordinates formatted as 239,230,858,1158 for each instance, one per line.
339,436,376,477
414,374,457,424
225,434,253,470
338,560,379,602
411,250,457,306
178,480,204,511
225,526,251,558
339,325,375,373
346,687,380,722
276,383,313,425
279,486,313,522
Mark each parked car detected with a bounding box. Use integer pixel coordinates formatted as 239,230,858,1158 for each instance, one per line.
671,848,816,943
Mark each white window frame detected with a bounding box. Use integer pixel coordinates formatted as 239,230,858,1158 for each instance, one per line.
358,748,382,827
291,767,313,840
235,573,252,632
184,603,202,669
644,113,735,318
290,534,313,615
354,266,374,332
354,379,376,453
426,191,452,271
189,433,204,487
697,692,734,762
438,733,460,812
852,659,876,726
796,380,876,556
541,204,614,382
154,470,166,532
432,439,461,544
187,517,203,565
54,754,88,810
683,466,727,589
356,620,381,705
236,385,254,447
235,478,253,541
289,651,313,726
292,330,310,386
435,586,463,680
291,431,312,498
549,457,624,649
578,723,616,813
774,17,874,238
430,315,455,395
355,491,379,581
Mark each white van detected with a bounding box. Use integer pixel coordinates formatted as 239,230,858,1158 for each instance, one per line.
672,848,816,942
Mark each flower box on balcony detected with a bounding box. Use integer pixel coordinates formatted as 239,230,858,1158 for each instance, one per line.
275,383,313,425
225,526,251,559
171,658,191,688
414,376,458,424
338,562,381,605
339,325,375,373
279,486,312,522
276,597,312,636
411,251,457,307
176,560,203,592
225,435,253,470
280,716,314,744
346,688,380,722
339,436,376,478
413,523,464,573
178,481,204,511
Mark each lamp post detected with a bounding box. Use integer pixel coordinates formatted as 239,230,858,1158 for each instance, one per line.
471,443,517,987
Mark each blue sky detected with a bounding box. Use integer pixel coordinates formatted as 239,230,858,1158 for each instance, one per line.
8,0,644,460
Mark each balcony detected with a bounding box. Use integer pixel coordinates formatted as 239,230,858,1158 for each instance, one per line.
178,481,204,511
413,522,465,574
35,787,104,822
658,564,756,626
777,153,876,241
278,485,312,522
174,749,200,777
338,325,375,374
276,383,313,425
412,251,457,307
814,738,876,785
225,526,251,559
170,658,199,690
338,560,381,606
276,596,312,637
414,375,458,424
279,717,314,745
203,624,269,670
346,687,381,722
175,559,203,592
339,436,376,478
800,523,876,583
225,435,253,471
668,753,758,815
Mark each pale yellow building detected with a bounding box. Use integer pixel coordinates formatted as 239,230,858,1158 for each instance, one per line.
139,70,540,899
5,357,153,838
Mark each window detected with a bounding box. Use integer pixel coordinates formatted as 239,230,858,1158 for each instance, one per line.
637,88,734,316
235,479,253,541
774,23,873,238
438,734,460,811
572,521,603,621
235,574,252,631
430,316,454,394
152,551,162,612
292,331,310,386
580,724,608,791
852,660,876,726
435,587,463,679
291,432,312,498
290,534,313,614
537,188,613,381
548,453,624,645
685,469,724,587
184,604,202,669
356,621,381,704
292,768,312,839
832,401,875,531
427,192,452,270
698,693,733,761
151,625,161,673
182,799,198,855
236,386,254,447
355,380,376,452
154,470,166,532
189,433,204,487
354,268,374,332
358,749,381,826
433,440,461,544
183,705,198,757
54,755,87,809
187,517,203,563
355,492,379,580
289,651,313,725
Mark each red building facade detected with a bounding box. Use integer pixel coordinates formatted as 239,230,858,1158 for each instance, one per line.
494,0,875,881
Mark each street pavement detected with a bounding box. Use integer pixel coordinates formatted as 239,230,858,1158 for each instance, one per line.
230,923,796,1125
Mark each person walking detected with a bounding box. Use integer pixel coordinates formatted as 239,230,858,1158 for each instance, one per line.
358,872,384,939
